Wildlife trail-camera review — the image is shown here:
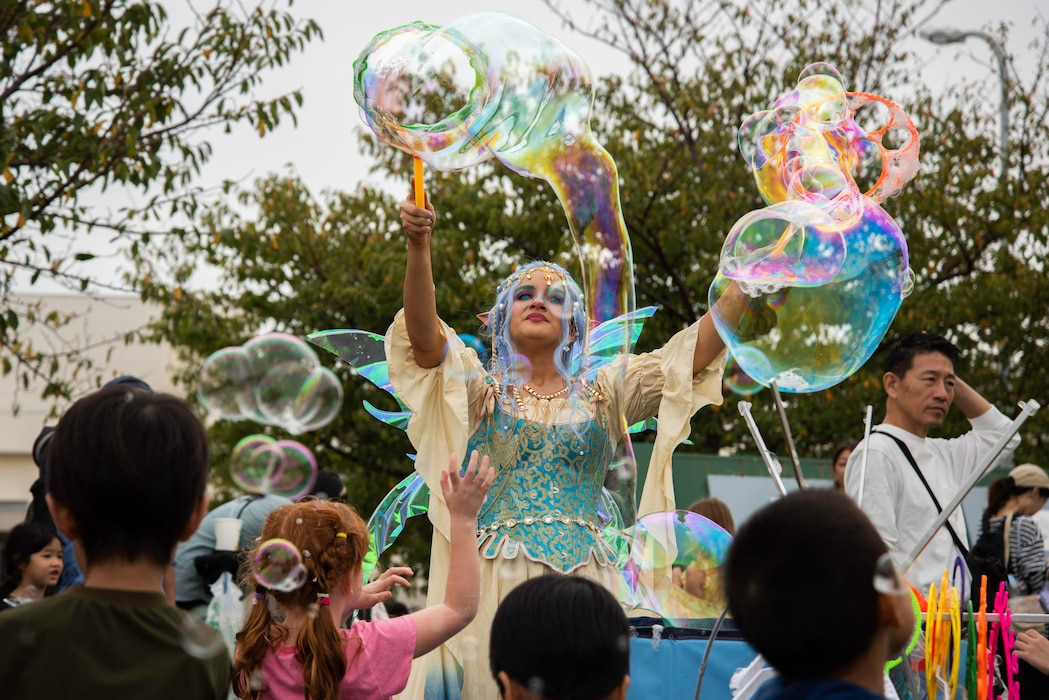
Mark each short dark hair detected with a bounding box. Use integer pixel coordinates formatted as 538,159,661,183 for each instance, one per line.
0,522,59,599
307,470,346,501
725,490,886,680
883,332,959,377
46,386,210,567
490,575,629,700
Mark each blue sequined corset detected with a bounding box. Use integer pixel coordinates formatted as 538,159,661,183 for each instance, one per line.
468,406,617,574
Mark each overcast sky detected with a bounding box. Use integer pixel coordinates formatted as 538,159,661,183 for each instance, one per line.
18,0,1046,293
195,0,1043,198
171,0,633,197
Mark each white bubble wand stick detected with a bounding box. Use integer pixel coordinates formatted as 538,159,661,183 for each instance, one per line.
900,399,1041,578
738,401,787,497
856,405,874,509
770,381,806,489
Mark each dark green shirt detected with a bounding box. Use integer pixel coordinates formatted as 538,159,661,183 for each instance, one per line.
0,586,231,699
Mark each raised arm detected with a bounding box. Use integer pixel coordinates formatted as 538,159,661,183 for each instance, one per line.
694,281,748,375
409,451,493,657
693,314,726,377
952,376,993,420
400,187,445,369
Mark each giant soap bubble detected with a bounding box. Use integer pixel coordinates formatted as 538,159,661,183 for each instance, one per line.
710,62,918,392
354,12,633,325
355,14,648,519
622,510,733,626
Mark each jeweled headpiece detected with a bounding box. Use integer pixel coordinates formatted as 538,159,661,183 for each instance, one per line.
497,262,567,294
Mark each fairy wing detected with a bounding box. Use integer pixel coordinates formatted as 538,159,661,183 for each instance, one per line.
575,306,659,435
307,329,412,431
362,471,429,582
575,306,659,379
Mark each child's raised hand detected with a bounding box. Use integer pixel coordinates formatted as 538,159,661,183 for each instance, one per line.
441,450,494,520
355,566,414,609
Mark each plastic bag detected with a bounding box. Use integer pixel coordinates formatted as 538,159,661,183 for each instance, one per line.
206,572,245,660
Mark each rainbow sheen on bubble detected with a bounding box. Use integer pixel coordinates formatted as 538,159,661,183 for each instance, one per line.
622,510,733,626
724,354,763,396
457,333,488,364
257,365,343,434
710,62,918,393
353,12,633,326
253,538,308,592
230,435,318,500
198,333,343,434
198,347,254,420
502,353,533,384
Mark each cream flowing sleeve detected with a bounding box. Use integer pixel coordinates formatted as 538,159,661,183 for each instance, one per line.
598,320,728,517
385,309,490,540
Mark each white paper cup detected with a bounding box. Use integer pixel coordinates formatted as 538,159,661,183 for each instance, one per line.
213,517,243,552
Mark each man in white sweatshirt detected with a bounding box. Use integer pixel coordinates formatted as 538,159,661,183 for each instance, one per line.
845,331,1020,592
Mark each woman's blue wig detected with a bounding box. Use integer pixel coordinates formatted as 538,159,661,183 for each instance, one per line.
485,261,589,407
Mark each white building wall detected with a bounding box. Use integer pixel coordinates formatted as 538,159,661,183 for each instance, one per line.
0,294,180,532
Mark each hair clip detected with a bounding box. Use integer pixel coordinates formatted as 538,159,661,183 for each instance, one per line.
317,593,331,606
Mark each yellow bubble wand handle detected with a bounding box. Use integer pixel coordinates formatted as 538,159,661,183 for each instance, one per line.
413,156,425,207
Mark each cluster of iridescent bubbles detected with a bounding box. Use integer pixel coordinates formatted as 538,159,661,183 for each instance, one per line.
198,333,343,435
354,11,633,326
710,62,919,393
198,333,344,587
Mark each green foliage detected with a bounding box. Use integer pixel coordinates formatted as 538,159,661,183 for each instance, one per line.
543,0,1049,465
0,0,320,408
137,167,496,569
143,0,1049,570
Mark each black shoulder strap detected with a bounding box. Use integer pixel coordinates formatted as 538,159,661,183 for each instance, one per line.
234,494,263,520
872,430,973,573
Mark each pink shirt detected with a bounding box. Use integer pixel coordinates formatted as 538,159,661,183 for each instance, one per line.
258,615,417,700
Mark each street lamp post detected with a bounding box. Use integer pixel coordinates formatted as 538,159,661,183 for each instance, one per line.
921,28,1009,179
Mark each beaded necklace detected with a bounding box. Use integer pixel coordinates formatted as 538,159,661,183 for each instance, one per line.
521,381,568,401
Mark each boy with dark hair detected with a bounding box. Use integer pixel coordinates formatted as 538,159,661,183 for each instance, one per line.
489,575,630,700
24,373,155,591
0,386,231,699
726,489,914,699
